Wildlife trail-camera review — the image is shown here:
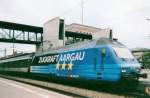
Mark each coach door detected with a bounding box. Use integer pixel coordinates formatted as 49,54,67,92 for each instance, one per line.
101,48,106,70
93,57,100,79
98,48,106,79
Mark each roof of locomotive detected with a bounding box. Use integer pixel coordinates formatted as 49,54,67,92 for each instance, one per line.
35,38,124,56
96,38,124,46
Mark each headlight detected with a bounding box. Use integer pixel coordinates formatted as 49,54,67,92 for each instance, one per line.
135,68,140,72
121,69,127,73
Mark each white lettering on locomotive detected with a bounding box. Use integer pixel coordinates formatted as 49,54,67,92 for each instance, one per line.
38,51,85,64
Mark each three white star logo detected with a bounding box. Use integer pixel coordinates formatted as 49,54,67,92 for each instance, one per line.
55,62,73,70
68,63,73,70
61,63,66,70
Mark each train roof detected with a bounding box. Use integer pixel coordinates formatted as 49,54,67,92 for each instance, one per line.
36,38,124,56
96,38,124,46
0,53,34,60
0,53,33,63
0,38,125,62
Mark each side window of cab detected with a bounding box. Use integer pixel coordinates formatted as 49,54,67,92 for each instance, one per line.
101,48,106,57
101,48,106,70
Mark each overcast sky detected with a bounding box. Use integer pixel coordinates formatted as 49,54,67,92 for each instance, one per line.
0,0,150,56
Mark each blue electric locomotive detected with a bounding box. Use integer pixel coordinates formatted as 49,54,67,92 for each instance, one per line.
30,38,144,81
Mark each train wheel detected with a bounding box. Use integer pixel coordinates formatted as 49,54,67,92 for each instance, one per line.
145,86,150,96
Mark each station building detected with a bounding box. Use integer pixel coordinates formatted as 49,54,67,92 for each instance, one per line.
39,17,112,52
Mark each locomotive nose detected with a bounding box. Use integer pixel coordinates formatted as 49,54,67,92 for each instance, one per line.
121,66,140,74
121,65,147,79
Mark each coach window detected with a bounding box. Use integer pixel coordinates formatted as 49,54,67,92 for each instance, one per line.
101,48,106,57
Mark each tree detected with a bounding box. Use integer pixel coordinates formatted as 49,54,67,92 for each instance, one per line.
141,52,150,69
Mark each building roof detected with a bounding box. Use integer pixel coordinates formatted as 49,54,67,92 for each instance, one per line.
65,23,102,34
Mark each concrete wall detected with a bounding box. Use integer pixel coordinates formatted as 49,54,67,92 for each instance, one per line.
66,23,101,33
42,17,64,51
92,29,111,39
66,23,111,40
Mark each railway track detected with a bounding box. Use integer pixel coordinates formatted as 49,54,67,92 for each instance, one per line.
0,69,149,98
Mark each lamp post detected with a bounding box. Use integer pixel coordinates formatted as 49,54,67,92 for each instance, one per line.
81,0,84,24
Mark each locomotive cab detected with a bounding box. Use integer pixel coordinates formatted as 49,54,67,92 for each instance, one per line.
96,38,147,81
113,47,147,80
